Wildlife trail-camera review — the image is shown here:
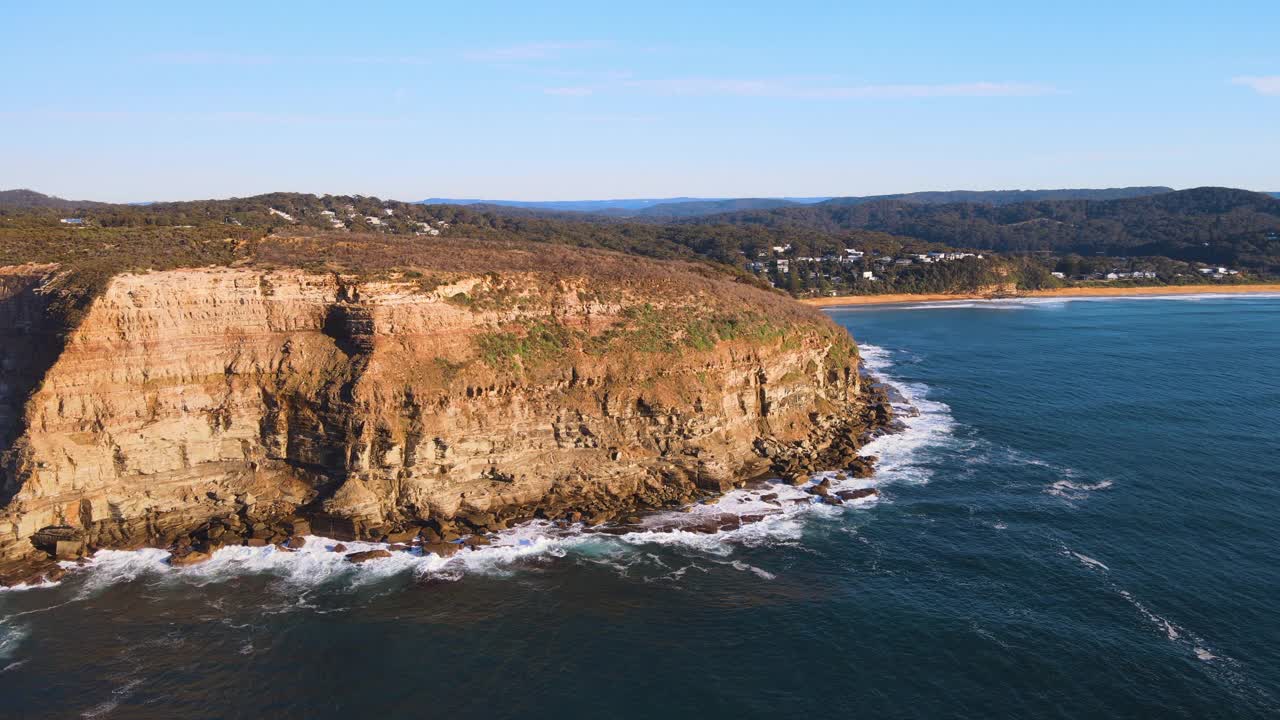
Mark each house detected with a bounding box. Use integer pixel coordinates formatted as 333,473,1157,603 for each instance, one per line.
776,259,790,272
845,248,864,259
1105,272,1119,280
895,258,913,266
1051,272,1065,279
364,216,382,226
383,208,394,216
861,271,876,280
59,217,84,224
268,208,296,223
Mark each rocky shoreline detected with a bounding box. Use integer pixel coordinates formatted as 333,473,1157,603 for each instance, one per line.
2,380,894,586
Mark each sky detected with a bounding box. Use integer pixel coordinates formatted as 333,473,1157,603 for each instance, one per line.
2,1,1278,202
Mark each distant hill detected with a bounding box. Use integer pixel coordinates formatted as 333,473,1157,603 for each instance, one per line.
820,187,1174,207
420,189,1172,219
419,196,831,215
0,189,111,210
686,187,1280,271
618,198,805,218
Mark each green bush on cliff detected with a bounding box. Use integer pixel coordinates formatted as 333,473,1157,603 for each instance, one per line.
476,322,577,370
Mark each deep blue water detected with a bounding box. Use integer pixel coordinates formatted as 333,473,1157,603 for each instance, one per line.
2,295,1279,719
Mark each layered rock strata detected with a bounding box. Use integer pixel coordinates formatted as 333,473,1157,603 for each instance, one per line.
0,253,886,583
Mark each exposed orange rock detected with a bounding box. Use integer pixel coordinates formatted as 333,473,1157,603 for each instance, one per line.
0,248,882,578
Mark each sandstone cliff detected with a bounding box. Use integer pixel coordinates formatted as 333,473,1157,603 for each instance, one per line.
0,240,884,581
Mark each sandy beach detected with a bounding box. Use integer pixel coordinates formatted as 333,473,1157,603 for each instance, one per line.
802,284,1280,308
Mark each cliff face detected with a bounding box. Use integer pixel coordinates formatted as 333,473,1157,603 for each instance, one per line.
0,250,880,576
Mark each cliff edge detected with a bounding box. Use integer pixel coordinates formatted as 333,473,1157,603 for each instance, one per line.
0,238,886,583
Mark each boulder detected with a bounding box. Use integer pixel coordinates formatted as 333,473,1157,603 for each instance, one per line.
331,543,348,553
421,542,460,558
54,539,85,560
384,528,419,544
285,536,306,549
169,549,211,567
345,549,392,563
311,515,359,541
835,488,879,502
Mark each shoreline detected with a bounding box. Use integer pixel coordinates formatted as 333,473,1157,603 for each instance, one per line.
802,283,1280,308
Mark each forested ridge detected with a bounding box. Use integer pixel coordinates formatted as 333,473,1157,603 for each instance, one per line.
685,187,1280,273
2,187,1277,301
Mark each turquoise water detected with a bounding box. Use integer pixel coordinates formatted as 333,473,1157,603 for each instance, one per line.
2,295,1278,719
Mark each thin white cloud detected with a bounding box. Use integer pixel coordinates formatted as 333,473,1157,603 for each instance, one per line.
543,77,1060,99
464,42,604,62
1231,76,1280,96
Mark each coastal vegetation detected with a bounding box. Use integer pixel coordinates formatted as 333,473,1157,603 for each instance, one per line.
2,187,1277,305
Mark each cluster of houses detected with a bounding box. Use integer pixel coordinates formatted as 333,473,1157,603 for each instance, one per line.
1097,270,1159,280
415,220,450,236
745,246,984,286
1053,265,1243,282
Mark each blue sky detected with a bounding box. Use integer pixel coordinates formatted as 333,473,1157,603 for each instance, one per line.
2,1,1277,202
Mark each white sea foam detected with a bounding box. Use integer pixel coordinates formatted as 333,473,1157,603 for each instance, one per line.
0,622,28,661
1064,549,1232,669
1068,551,1110,572
1046,479,1114,501
859,343,957,486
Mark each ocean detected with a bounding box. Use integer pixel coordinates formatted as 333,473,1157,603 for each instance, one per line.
2,295,1278,719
